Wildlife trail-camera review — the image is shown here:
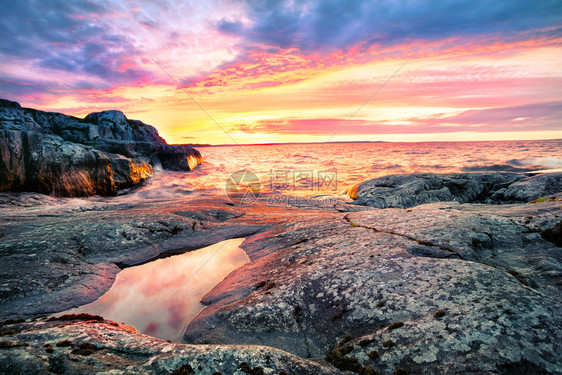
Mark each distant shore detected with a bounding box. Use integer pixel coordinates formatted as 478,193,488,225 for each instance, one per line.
190,138,562,147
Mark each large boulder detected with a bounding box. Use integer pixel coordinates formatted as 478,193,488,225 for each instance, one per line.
348,172,561,208
158,144,203,171
0,130,153,196
492,172,562,202
0,99,202,196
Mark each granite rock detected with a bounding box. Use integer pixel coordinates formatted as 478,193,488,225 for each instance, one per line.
348,172,561,208
0,99,202,196
0,316,338,375
184,200,561,375
0,173,560,374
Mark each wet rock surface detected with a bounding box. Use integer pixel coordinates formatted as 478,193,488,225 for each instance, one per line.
0,99,202,196
0,197,273,319
0,172,561,374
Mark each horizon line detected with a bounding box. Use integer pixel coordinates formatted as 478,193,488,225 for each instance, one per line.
185,138,562,147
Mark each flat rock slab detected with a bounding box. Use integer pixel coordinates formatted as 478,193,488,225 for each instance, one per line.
185,201,562,374
0,184,561,374
0,195,297,318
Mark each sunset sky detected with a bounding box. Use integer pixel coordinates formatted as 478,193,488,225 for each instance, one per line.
1,0,561,144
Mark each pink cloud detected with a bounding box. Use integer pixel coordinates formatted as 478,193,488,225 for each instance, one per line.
233,101,562,135
179,30,562,94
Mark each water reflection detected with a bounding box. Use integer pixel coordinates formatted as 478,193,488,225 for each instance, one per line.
61,238,248,342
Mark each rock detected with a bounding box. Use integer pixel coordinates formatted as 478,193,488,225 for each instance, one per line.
493,172,562,202
158,144,203,171
0,130,25,189
0,130,115,196
0,317,338,375
0,98,21,109
110,154,154,190
0,197,269,319
83,110,134,140
183,200,562,374
0,99,202,196
0,130,153,196
348,172,562,207
0,178,560,374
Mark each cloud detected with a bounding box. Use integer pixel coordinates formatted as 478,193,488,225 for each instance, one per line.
233,101,562,135
180,1,562,91
217,18,245,34
0,0,153,97
0,77,52,97
0,0,106,57
408,101,562,131
179,45,317,90
224,0,562,52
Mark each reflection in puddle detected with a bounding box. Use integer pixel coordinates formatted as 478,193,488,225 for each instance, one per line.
61,238,248,342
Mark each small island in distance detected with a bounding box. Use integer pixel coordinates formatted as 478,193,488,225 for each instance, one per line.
193,140,388,147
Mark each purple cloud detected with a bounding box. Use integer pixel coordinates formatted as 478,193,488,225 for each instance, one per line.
0,0,153,97
221,0,562,52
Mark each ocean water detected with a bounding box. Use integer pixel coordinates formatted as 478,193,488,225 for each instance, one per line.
122,139,562,201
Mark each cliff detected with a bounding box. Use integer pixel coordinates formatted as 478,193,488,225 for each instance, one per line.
0,99,203,196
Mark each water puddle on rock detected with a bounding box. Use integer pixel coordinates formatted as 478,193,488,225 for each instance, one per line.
58,238,248,342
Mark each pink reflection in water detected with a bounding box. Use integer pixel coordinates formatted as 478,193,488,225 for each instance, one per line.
62,238,248,342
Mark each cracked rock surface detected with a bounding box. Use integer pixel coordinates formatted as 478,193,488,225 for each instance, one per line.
0,172,561,374
185,200,562,374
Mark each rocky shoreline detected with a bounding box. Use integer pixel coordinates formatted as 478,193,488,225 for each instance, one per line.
0,170,560,374
0,99,202,196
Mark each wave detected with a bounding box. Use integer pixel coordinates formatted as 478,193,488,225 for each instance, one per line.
461,164,534,172
417,164,449,170
508,157,562,168
370,163,403,171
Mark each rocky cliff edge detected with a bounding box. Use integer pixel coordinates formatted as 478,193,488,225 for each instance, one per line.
0,99,202,196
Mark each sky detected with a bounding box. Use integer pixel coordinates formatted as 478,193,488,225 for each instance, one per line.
1,0,561,145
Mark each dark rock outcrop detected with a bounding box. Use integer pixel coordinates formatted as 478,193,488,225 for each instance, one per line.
348,172,562,208
0,99,202,196
495,172,562,202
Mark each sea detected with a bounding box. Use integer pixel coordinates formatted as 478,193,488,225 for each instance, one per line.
121,139,562,202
